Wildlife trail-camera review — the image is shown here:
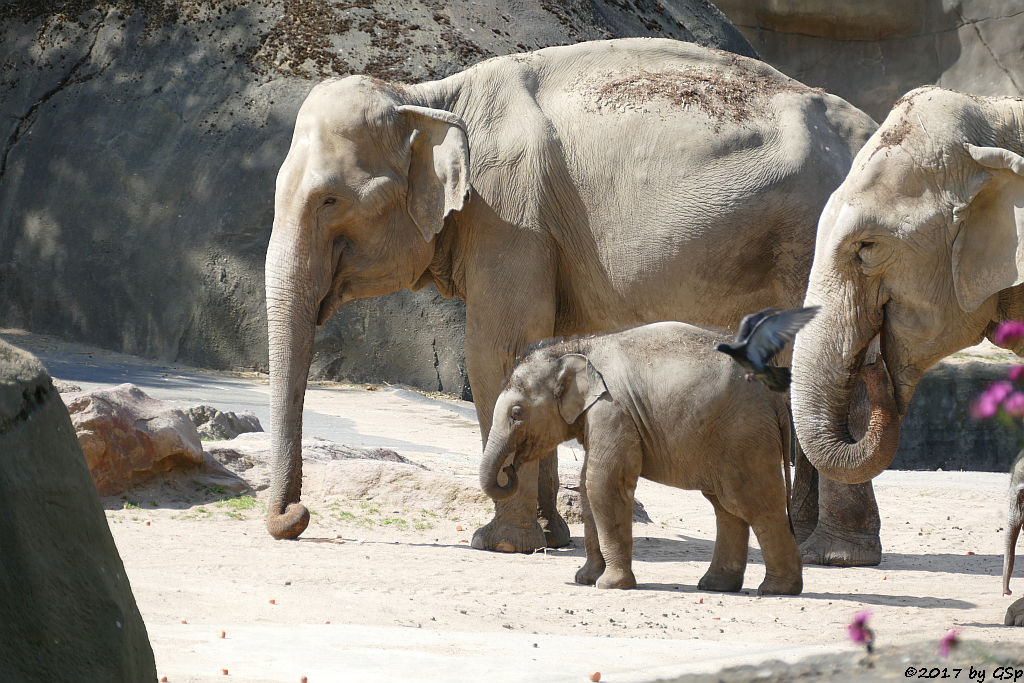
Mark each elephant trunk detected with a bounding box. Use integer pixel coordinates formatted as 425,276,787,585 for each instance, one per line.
790,299,902,485
479,432,518,502
1005,496,1022,595
263,221,320,540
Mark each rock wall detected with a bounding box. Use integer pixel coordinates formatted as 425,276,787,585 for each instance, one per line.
714,0,1024,121
0,339,156,680
0,1,754,398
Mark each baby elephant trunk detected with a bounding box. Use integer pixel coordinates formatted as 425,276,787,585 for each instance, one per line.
479,433,518,501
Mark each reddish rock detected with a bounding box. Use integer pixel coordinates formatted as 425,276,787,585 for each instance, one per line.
63,384,203,495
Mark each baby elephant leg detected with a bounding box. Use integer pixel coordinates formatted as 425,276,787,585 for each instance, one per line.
574,461,606,585
580,441,641,590
750,513,803,595
699,492,749,593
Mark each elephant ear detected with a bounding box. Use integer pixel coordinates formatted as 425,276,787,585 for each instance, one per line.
398,105,471,243
951,143,1024,312
554,354,608,425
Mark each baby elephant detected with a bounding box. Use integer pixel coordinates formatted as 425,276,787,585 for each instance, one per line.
1004,450,1024,596
480,321,802,595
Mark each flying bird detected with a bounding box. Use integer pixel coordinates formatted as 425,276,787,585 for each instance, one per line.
715,306,820,392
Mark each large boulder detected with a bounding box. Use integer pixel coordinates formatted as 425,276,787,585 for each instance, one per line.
715,0,1024,121
0,1,754,398
0,340,156,680
64,383,204,495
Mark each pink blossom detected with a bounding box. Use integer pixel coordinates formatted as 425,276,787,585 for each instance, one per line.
1005,392,1024,417
994,320,1024,346
938,628,959,658
971,381,1014,418
1009,366,1024,382
847,610,874,652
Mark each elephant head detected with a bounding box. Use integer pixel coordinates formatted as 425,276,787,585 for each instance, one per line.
265,77,470,539
791,87,1024,485
480,351,607,501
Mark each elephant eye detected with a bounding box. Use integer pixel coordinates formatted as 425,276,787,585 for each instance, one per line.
322,197,337,206
510,405,523,421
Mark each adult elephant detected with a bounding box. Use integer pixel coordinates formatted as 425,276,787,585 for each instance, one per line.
265,37,878,551
790,87,1024,560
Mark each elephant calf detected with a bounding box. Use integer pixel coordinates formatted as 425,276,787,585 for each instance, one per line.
479,322,802,595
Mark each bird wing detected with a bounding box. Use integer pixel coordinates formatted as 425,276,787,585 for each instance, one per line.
734,307,779,343
745,306,820,367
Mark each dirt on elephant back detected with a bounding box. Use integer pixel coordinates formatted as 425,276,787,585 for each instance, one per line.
587,66,819,122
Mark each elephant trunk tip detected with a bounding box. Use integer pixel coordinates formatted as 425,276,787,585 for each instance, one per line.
484,465,519,502
266,502,311,539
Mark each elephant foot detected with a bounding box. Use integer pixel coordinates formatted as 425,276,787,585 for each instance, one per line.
757,573,802,596
1006,597,1024,626
471,517,546,553
540,510,571,548
574,559,605,586
697,568,744,593
799,525,881,567
596,567,636,590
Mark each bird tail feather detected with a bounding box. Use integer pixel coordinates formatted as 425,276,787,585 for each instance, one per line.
763,366,791,392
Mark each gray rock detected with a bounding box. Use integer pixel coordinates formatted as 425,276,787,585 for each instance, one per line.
0,1,753,398
205,431,424,490
52,378,81,393
186,404,263,440
715,0,1024,121
0,339,156,680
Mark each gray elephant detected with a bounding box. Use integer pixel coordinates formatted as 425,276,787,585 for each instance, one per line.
787,87,1024,563
264,37,877,552
479,322,822,595
1005,451,1024,594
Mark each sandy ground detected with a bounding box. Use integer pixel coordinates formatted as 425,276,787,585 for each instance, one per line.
2,329,1022,682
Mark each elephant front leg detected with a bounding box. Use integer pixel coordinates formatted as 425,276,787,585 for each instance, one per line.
574,461,606,585
538,448,570,547
799,476,881,567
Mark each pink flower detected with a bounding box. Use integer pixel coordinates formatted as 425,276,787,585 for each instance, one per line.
971,381,1014,418
938,628,959,657
847,610,874,652
1009,366,1024,382
1005,392,1024,417
994,320,1024,347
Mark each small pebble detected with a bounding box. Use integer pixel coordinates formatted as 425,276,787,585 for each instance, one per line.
219,630,226,639
221,669,228,676
269,599,276,605
590,672,601,682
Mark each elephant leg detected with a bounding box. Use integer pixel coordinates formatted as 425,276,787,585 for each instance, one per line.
699,492,748,593
574,461,606,585
537,448,570,548
790,438,818,546
584,438,639,589
799,476,881,567
1006,597,1024,626
749,515,803,596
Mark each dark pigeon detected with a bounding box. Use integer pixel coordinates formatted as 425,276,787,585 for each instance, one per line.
715,306,820,392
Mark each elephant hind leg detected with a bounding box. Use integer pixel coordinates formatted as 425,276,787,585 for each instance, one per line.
699,492,748,593
800,475,881,567
750,515,803,596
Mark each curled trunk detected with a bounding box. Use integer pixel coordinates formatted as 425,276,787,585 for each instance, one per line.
479,434,518,502
790,304,903,485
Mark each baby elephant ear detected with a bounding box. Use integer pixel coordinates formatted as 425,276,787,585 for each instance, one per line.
555,354,608,425
951,143,1024,312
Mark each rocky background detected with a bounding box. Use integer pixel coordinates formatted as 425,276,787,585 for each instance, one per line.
714,0,1024,122
0,0,754,401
